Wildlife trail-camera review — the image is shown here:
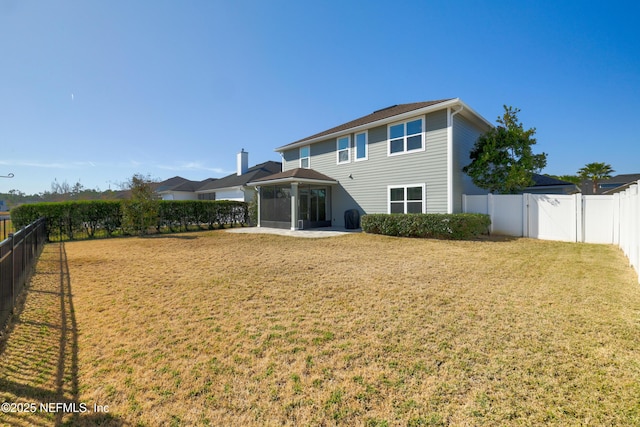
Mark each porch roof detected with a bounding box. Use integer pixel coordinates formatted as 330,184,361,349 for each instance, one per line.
247,168,338,186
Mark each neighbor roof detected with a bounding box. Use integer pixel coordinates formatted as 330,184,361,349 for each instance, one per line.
155,176,216,193
531,174,576,187
599,174,640,194
599,174,640,184
580,173,640,195
197,161,282,192
171,178,217,192
155,176,192,192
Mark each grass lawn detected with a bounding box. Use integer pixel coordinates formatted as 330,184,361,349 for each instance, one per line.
1,231,639,426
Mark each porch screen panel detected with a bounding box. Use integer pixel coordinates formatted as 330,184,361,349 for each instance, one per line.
261,185,292,222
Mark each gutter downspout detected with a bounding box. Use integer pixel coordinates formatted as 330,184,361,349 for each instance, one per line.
447,104,464,213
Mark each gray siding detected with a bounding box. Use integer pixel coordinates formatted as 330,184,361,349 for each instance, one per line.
281,110,449,226
282,149,299,170
452,114,490,212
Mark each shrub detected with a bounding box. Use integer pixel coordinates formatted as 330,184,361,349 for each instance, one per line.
361,213,490,240
10,200,249,241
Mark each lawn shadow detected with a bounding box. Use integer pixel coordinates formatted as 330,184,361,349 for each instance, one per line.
0,243,125,426
471,233,521,243
142,234,199,240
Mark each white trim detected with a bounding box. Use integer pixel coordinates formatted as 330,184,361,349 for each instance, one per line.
256,186,261,227
299,145,310,169
387,183,426,214
447,106,463,214
247,177,338,186
195,185,242,194
387,116,425,157
274,98,491,151
354,131,368,161
447,107,453,213
336,135,351,165
290,182,298,230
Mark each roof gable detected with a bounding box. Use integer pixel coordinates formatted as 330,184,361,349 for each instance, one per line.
172,178,217,192
156,176,208,193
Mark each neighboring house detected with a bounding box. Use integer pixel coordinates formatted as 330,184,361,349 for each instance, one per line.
156,177,217,200
154,150,282,202
583,174,640,195
247,98,493,230
522,174,580,195
0,200,8,212
196,151,282,202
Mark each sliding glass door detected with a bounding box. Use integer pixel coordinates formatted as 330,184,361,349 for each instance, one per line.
298,186,330,228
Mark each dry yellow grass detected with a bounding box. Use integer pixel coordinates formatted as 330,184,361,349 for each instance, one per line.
1,231,639,426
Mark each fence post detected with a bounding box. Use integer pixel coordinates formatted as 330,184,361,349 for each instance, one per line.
522,194,530,238
9,233,14,309
22,226,27,289
635,181,640,283
612,193,620,245
576,193,583,243
487,193,494,235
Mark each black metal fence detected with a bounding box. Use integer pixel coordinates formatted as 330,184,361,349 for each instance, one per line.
0,218,47,330
0,216,14,241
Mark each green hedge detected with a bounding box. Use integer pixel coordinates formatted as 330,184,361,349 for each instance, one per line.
361,213,491,240
10,200,249,241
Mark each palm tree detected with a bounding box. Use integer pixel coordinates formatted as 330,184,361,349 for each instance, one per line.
578,162,615,193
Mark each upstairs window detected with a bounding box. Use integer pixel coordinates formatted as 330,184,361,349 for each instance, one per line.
300,146,310,168
388,118,424,155
355,132,367,161
388,184,425,214
337,136,350,164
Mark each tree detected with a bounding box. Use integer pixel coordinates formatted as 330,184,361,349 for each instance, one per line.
121,173,159,235
463,105,547,194
578,162,614,193
71,181,84,198
51,178,71,195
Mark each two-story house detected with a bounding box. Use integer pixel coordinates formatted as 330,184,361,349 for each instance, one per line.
248,98,492,230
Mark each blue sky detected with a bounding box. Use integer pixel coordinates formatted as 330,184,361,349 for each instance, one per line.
1,0,638,194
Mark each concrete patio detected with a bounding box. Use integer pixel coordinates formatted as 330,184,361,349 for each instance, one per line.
226,226,361,238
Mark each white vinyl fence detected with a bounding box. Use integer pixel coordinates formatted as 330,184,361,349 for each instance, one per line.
463,181,640,282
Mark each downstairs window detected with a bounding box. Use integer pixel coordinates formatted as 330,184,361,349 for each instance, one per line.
388,184,426,214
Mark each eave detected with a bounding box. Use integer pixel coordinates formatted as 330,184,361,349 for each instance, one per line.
247,177,338,186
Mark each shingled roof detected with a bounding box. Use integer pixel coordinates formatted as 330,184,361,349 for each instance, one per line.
249,168,337,184
596,174,640,195
276,99,454,150
197,161,282,192
156,176,217,193
531,174,575,187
